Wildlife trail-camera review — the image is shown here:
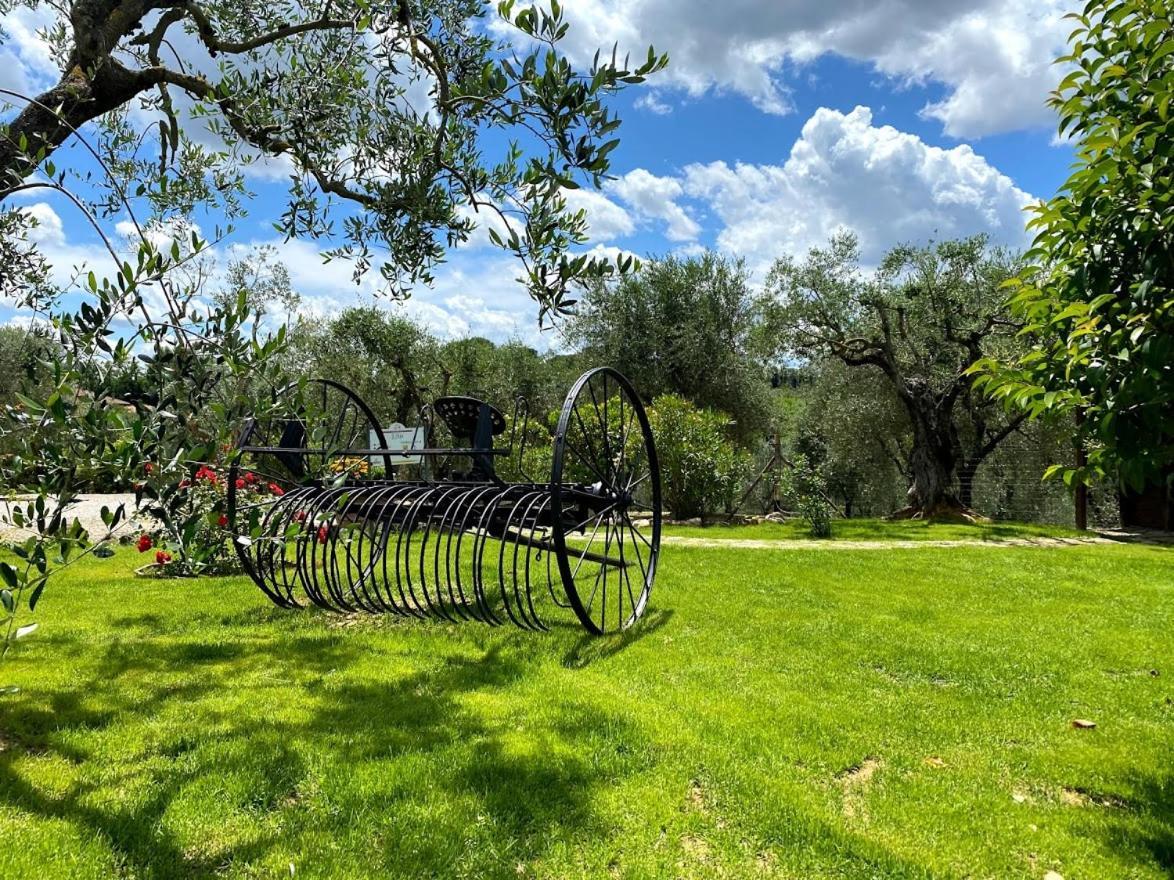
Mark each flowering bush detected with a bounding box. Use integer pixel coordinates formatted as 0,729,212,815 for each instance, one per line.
136,464,284,576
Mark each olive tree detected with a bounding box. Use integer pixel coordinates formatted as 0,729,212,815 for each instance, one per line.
1,1,665,312
763,233,1026,519
568,252,770,441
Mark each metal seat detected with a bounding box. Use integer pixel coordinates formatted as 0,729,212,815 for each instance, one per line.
433,396,506,438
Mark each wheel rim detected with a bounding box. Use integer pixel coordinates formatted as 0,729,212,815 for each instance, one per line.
551,368,661,634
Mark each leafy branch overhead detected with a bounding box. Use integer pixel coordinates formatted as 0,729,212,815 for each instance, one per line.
0,0,667,318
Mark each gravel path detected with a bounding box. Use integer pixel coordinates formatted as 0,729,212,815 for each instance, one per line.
0,493,151,543
659,535,1114,550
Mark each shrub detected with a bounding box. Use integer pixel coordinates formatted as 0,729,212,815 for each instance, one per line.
783,454,834,538
645,395,751,520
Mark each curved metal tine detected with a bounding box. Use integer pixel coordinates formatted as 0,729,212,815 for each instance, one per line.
376,483,427,617
470,487,514,626
508,491,548,630
273,486,325,607
257,488,307,608
433,485,476,622
366,483,414,616
403,485,457,622
545,509,570,609
391,486,433,619
300,488,351,611
523,495,551,629
516,490,553,630
496,489,538,630
332,484,383,613
352,481,411,614
419,484,470,622
253,485,310,608
449,484,500,624
319,487,363,612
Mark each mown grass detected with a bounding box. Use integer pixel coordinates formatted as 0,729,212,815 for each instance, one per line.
664,518,1089,542
0,535,1169,879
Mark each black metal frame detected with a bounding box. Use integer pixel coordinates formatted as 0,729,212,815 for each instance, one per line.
227,367,662,634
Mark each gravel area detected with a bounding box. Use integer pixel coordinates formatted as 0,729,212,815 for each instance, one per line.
0,493,153,543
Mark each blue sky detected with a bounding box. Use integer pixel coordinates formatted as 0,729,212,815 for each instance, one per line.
1,0,1076,347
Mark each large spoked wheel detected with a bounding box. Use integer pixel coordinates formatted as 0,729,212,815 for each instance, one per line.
228,379,392,606
551,368,661,634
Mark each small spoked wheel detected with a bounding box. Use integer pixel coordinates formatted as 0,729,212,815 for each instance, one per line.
550,367,662,634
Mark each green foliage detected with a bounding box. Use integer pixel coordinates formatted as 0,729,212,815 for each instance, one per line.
763,234,1026,513
569,252,770,440
645,395,750,520
0,224,292,652
0,0,668,315
782,453,834,538
974,0,1174,490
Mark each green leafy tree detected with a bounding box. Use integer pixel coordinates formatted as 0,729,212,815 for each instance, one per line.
1,0,666,315
568,251,770,440
645,394,750,520
763,233,1026,519
974,0,1174,491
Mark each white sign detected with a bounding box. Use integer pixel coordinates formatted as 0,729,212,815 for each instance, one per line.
371,424,425,466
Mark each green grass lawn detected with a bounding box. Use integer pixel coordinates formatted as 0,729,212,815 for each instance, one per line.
663,518,1090,542
0,536,1170,879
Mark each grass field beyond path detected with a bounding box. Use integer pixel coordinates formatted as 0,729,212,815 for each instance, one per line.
0,532,1169,879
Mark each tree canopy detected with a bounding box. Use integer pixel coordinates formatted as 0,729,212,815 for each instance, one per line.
974,0,1173,492
763,233,1026,517
567,251,770,440
1,0,666,315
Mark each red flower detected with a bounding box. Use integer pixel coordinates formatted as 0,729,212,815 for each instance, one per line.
235,478,246,490
144,462,154,474
217,514,229,528
136,534,153,553
294,510,307,523
195,466,218,485
317,525,329,544
268,482,285,497
245,472,258,484
155,550,172,565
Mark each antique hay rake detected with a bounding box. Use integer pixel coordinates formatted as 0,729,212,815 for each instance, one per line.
227,368,661,634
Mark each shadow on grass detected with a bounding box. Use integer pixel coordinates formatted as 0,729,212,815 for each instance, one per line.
561,608,674,669
0,618,639,878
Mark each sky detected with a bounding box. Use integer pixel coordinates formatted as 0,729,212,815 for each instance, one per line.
1,0,1078,349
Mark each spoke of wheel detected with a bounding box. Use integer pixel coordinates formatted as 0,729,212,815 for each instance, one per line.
625,515,648,587
626,471,652,492
618,519,633,627
567,500,618,534
571,507,610,579
626,514,655,550
572,402,606,479
586,377,611,481
561,436,609,486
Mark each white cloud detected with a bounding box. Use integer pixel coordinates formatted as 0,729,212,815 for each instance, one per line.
634,93,673,115
606,169,700,242
502,0,1069,137
0,7,58,99
562,188,636,242
681,105,1033,275
19,202,64,247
